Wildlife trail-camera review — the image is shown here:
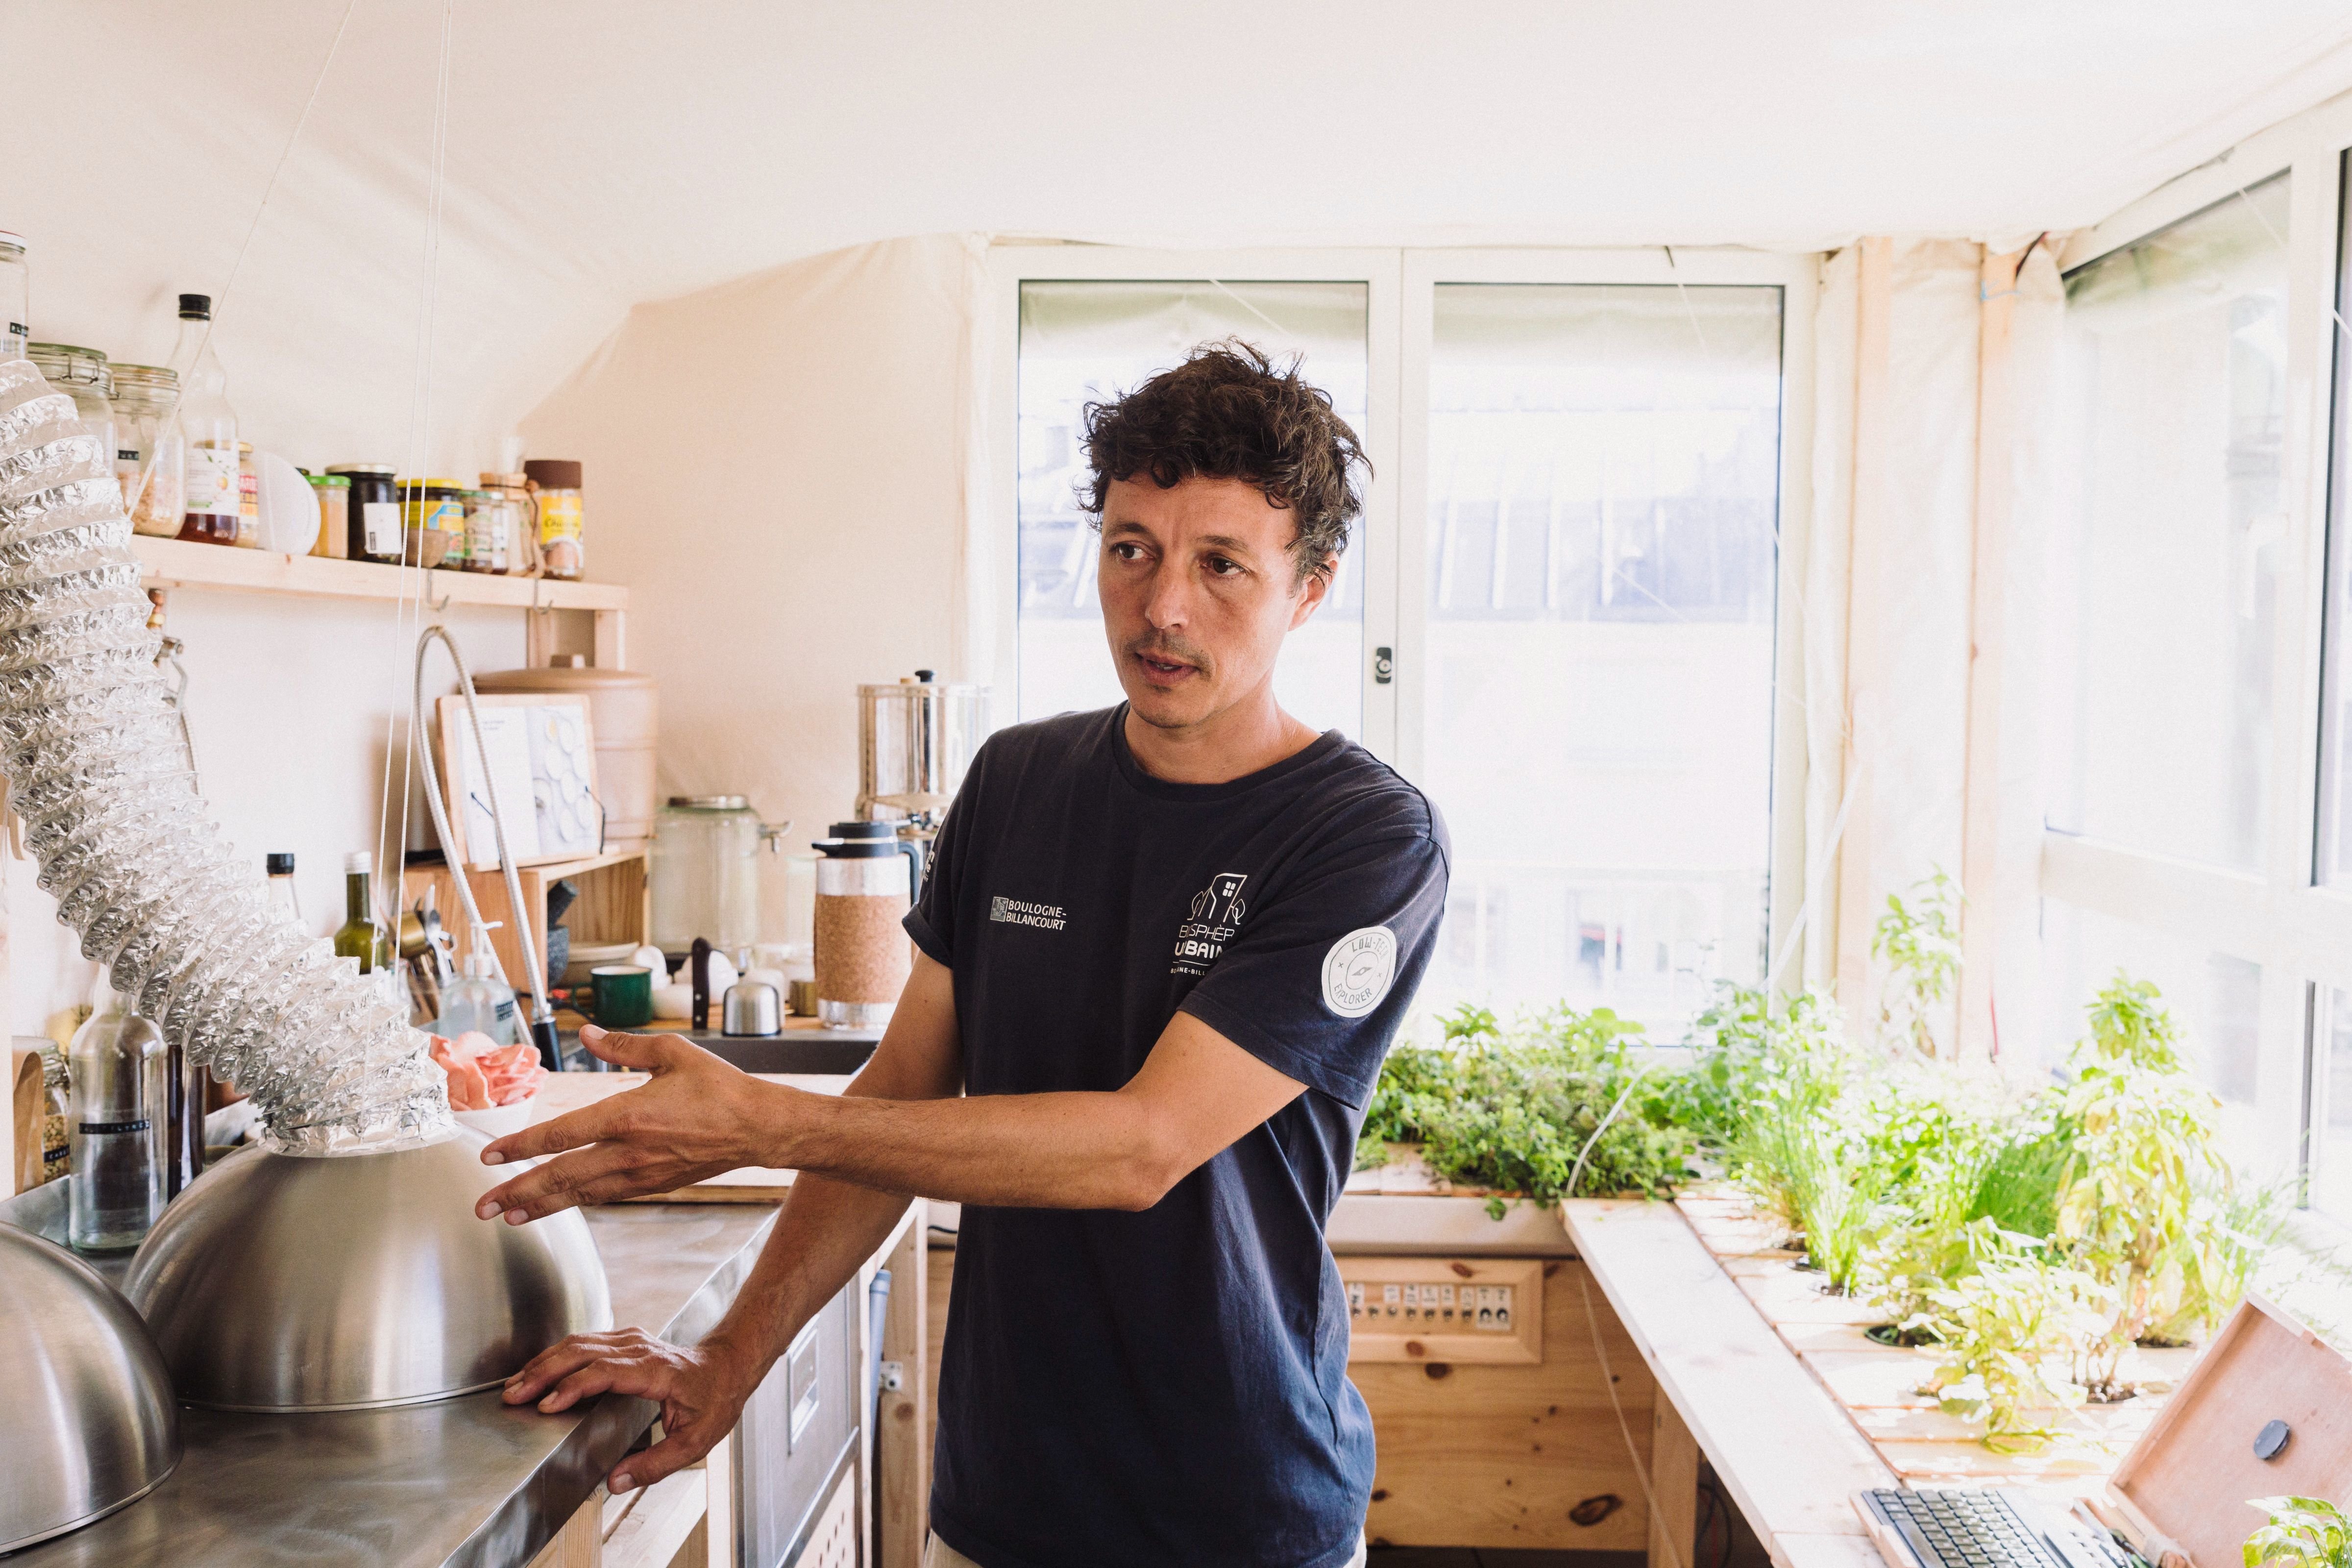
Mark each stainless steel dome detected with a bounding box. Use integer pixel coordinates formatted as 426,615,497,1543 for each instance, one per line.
124,1131,611,1411
0,1223,179,1553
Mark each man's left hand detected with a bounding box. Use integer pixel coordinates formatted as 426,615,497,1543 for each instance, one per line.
474,1027,782,1223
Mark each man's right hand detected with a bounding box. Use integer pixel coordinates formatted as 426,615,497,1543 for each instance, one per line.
503,1326,760,1493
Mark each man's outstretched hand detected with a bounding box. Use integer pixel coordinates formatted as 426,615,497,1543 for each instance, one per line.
502,1327,758,1493
473,1025,784,1223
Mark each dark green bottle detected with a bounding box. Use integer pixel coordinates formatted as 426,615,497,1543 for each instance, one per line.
333,851,393,973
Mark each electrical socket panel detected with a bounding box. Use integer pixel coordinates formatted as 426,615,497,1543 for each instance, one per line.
1338,1257,1544,1365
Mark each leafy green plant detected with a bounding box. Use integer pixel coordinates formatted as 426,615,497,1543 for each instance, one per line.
1872,869,1962,1058
1908,1219,2116,1450
2246,1497,2352,1568
2054,974,2237,1348
1357,1003,1692,1214
1738,1096,1886,1294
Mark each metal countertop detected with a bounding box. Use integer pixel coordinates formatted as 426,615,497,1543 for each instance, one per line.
1,1189,778,1568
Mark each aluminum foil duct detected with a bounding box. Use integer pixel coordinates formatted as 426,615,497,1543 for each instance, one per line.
0,358,451,1154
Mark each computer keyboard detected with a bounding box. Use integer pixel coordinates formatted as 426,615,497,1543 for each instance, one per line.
1860,1487,2142,1568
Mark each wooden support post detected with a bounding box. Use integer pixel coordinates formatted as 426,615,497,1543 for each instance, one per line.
526,1488,607,1568
1833,237,1896,1017
1957,245,2024,1064
1649,1395,1700,1568
879,1201,931,1568
704,1433,736,1568
594,607,626,670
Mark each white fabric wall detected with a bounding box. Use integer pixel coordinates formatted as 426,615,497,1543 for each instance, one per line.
516,236,988,857
1805,237,2061,1061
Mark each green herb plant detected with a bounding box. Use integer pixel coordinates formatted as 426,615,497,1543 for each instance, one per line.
1908,1219,2116,1451
2246,1497,2352,1568
1872,869,1963,1059
1357,1003,1691,1216
2053,974,2238,1355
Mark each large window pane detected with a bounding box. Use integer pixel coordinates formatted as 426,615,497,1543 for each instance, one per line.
2309,988,2352,1223
2045,175,2289,873
1421,283,1784,1034
2037,900,2263,1155
2316,154,2352,887
1014,281,1367,735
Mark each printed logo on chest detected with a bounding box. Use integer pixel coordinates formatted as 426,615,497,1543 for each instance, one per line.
990,895,1068,931
1171,871,1249,976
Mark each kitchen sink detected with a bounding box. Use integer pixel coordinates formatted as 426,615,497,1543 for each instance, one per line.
560,1028,879,1077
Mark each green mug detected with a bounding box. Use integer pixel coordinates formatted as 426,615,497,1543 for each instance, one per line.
588,965,654,1029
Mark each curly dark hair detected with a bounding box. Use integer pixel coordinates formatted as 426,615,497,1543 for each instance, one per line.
1079,340,1369,584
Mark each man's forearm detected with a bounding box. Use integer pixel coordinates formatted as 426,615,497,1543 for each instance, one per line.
700,1173,911,1374
760,1085,1176,1211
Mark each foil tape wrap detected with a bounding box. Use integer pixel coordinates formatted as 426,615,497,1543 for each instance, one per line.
0,359,452,1154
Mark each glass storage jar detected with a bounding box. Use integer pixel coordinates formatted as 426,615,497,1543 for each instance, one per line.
399,478,467,568
523,459,583,579
328,465,400,563
480,472,539,576
0,230,24,360
110,364,184,537
650,795,771,960
309,472,348,558
26,343,115,466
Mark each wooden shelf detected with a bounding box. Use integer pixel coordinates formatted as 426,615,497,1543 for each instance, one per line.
130,535,628,612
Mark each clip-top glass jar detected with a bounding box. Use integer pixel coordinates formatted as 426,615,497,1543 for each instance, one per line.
0,231,24,360
27,343,115,467
110,364,184,538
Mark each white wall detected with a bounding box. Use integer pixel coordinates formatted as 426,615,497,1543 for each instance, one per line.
8,596,524,1037
516,236,984,858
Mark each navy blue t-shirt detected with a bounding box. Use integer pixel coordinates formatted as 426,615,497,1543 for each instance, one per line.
906,705,1449,1568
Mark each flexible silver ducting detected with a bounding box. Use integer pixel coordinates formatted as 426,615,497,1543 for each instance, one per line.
0,358,450,1154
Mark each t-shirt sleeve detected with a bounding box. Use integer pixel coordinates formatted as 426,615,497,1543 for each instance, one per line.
1177,827,1449,1110
904,743,986,969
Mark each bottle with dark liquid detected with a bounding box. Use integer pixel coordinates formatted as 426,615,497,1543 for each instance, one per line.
170,294,241,546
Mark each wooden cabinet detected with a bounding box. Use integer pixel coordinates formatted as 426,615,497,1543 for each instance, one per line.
918,1239,1659,1555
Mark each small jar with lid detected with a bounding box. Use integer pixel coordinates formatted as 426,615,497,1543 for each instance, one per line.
234,441,260,548
328,465,400,563
461,488,507,573
26,343,116,471
111,365,184,537
481,471,540,576
309,473,349,558
524,459,583,579
399,477,468,568
0,231,24,360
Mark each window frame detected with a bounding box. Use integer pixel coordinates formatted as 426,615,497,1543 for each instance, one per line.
2043,92,2352,1195
984,243,1819,1012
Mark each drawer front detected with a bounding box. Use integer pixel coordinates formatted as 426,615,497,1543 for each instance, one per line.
736,1280,860,1567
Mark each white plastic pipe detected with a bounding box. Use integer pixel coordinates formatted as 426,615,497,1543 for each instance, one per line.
0,359,450,1154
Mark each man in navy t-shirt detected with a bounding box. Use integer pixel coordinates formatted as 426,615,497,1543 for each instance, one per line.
481,342,1451,1568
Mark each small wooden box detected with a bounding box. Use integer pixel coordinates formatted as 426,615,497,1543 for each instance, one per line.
1337,1255,1544,1365
2102,1294,2352,1568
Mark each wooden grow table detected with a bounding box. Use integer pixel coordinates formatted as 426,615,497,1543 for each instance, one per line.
1564,1189,2201,1568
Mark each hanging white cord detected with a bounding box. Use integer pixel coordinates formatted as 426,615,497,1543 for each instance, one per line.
412,626,551,1029
372,0,459,938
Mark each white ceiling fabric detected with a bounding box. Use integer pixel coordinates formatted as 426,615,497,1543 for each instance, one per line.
7,0,2351,474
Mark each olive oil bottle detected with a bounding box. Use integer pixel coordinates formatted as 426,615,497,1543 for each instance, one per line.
333,852,393,974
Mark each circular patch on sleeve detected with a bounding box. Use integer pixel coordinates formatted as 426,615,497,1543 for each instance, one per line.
1321,926,1399,1018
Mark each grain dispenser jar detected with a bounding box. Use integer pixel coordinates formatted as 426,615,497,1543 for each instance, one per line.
811,830,919,1029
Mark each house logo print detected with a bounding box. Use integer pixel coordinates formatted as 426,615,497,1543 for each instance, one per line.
1173,872,1249,973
